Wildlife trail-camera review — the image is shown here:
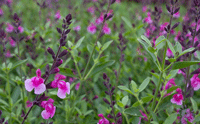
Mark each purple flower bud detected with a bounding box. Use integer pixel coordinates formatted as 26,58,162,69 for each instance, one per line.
50,67,60,74
56,27,62,34
106,14,113,20
58,50,68,58
47,47,55,56
104,14,107,20
13,13,19,22
103,73,107,79
116,112,122,117
107,114,113,118
103,98,110,105
111,0,116,4
105,91,109,95
65,29,71,34
92,95,99,100
21,110,25,117
55,59,63,67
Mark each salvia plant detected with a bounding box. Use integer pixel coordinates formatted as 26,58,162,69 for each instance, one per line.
0,0,200,124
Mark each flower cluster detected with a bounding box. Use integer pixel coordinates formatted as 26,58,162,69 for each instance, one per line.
171,88,183,105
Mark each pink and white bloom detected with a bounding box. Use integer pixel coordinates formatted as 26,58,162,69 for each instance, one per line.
87,7,95,15
139,110,148,121
190,74,200,91
181,109,194,124
97,114,109,124
102,24,111,34
25,69,46,94
116,0,121,3
55,10,61,20
9,37,16,47
165,78,176,90
143,12,153,24
87,23,96,34
166,48,173,57
6,23,14,33
95,13,104,25
41,98,56,119
18,26,24,33
26,100,33,108
51,73,66,88
142,6,147,12
75,83,80,90
173,11,180,18
73,25,81,31
57,81,70,99
171,88,183,105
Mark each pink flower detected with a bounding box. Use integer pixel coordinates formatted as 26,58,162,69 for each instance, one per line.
57,81,70,99
51,73,66,88
73,25,81,31
174,31,181,42
116,0,121,3
142,6,147,12
173,11,180,18
6,0,12,4
165,78,176,90
9,37,16,47
25,69,46,94
181,109,194,124
143,12,152,24
139,110,148,121
55,10,61,20
190,74,200,91
0,9,3,16
93,0,98,2
41,98,56,119
166,48,173,57
95,13,104,25
26,100,33,108
102,24,111,34
18,26,24,33
97,114,109,124
6,23,14,33
171,89,183,105
69,77,74,83
5,50,11,58
87,23,96,34
160,22,169,31
87,7,95,15
75,83,80,90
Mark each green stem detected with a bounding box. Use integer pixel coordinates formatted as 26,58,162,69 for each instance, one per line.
136,95,148,118
74,61,82,79
123,111,130,124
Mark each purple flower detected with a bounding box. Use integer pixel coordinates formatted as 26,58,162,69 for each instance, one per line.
55,10,61,20
25,69,46,94
75,83,80,90
9,37,16,47
165,78,176,90
87,6,95,15
95,13,104,25
26,100,33,108
173,11,180,18
87,23,96,34
97,114,109,124
0,9,3,16
166,48,173,57
51,73,66,88
102,24,111,34
18,26,24,33
171,89,183,105
190,74,200,91
181,109,194,124
5,50,11,58
139,110,148,121
41,98,56,119
6,23,14,33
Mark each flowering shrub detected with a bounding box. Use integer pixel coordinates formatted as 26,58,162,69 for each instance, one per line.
0,0,200,124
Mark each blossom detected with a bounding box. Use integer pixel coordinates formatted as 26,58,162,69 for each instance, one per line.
87,6,95,14
166,48,173,57
6,23,14,33
95,13,104,25
73,25,81,31
181,109,194,124
75,83,80,90
97,114,109,124
102,24,111,34
9,37,16,47
55,10,61,20
87,23,96,34
142,6,147,12
116,0,121,3
0,9,3,16
171,88,183,105
25,69,46,94
57,81,70,99
41,98,56,119
51,73,66,88
5,50,11,58
26,100,33,108
18,26,24,33
173,11,180,18
165,78,176,90
143,12,152,24
190,74,200,91
139,110,148,121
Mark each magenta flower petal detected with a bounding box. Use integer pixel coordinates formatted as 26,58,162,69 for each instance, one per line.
66,82,70,94
41,110,51,119
25,79,34,92
34,83,46,94
50,106,56,118
57,88,67,99
36,69,41,77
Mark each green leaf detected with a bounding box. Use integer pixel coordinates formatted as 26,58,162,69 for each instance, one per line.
101,40,113,52
196,51,200,60
172,61,200,70
132,101,140,107
141,35,151,46
148,46,156,53
151,121,159,124
166,86,179,94
166,69,179,80
155,35,165,47
124,107,142,117
121,16,132,28
89,60,115,76
122,96,129,106
131,80,138,92
59,68,77,78
10,59,27,71
84,110,93,116
68,40,73,48
163,113,177,124
141,95,154,103
0,99,9,107
174,42,182,54
190,97,198,113
179,47,195,57
138,77,150,92
117,101,124,108
74,36,85,49
118,86,134,95
87,44,93,54
194,114,200,123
